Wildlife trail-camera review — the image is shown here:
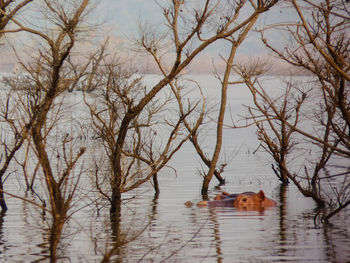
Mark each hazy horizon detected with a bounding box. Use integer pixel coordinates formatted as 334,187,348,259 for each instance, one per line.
0,0,298,74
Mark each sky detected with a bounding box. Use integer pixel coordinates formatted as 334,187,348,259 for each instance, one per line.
97,0,163,35
0,0,298,73
92,0,298,73
96,0,297,53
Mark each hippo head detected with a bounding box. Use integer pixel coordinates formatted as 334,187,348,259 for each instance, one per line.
233,190,276,209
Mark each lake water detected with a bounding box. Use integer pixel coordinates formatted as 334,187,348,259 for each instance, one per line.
0,74,349,262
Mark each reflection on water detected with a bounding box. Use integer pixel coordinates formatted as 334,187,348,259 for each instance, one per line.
0,151,349,262
0,75,349,262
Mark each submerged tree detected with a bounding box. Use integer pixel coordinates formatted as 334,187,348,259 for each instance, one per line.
0,88,31,211
84,56,205,213
199,1,273,195
238,0,350,223
0,0,35,212
3,0,96,260
132,0,278,199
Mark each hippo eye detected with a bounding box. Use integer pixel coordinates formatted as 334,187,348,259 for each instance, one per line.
242,198,247,202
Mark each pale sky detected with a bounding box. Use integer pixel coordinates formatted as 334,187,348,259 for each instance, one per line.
0,1,297,73
93,1,298,74
96,0,163,35
96,0,297,56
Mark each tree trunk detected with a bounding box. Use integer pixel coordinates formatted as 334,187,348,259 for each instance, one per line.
279,167,290,185
214,172,226,185
110,187,122,215
110,198,122,240
200,14,259,196
153,173,160,196
201,177,210,197
201,40,235,196
0,180,7,211
49,214,65,263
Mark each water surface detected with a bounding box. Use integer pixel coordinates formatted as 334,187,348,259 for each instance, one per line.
0,75,349,262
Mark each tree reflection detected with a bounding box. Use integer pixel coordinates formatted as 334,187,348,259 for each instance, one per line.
277,184,288,255
0,211,6,248
208,208,223,263
101,199,123,263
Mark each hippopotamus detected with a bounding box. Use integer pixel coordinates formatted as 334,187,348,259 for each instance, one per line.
185,190,277,210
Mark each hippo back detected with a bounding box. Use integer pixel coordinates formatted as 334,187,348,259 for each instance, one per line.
207,194,238,207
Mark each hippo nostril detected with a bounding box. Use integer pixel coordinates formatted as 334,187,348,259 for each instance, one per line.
242,198,247,202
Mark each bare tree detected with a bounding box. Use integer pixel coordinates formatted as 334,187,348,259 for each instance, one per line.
0,0,35,212
2,0,97,260
84,56,205,215
171,78,227,186
0,88,30,211
239,0,350,223
131,0,279,199
200,3,265,195
0,0,33,38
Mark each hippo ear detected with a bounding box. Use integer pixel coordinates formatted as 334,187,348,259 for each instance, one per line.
257,190,266,201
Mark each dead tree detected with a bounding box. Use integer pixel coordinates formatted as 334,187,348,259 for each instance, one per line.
240,0,350,223
0,90,31,211
171,78,227,187
133,0,279,198
200,5,263,195
4,0,94,260
0,0,35,212
84,58,205,213
0,0,33,38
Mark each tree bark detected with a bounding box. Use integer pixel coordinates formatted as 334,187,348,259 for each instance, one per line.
49,215,65,263
110,187,122,215
0,180,7,211
153,173,160,196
